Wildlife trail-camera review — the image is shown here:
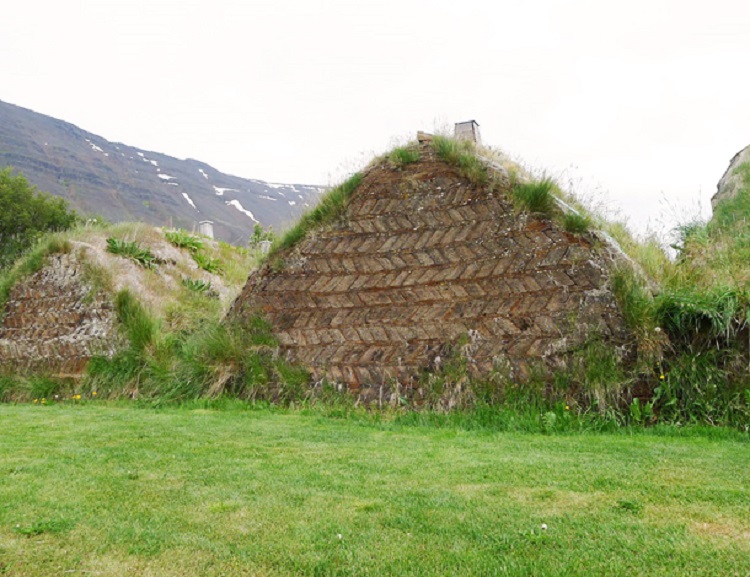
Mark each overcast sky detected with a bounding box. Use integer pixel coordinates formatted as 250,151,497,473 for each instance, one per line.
3,0,750,236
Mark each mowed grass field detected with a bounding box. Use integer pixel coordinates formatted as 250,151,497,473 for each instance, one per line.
0,404,748,576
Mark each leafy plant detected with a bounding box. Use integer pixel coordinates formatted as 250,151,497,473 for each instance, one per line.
654,350,738,425
182,277,212,293
628,397,655,425
192,251,224,275
165,229,203,253
106,237,158,269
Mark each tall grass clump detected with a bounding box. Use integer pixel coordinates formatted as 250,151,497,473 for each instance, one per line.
610,266,658,337
563,211,592,234
511,177,558,217
655,285,748,349
85,290,159,396
635,159,750,427
178,317,310,403
388,146,421,167
86,302,311,404
115,289,157,352
654,349,750,426
268,172,363,258
431,136,488,185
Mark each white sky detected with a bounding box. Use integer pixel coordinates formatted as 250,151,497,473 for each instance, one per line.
2,0,750,236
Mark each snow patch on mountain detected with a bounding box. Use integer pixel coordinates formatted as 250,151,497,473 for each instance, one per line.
226,199,259,223
85,139,109,157
182,193,198,210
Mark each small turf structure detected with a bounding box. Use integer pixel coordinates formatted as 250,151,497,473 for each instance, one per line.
230,136,639,405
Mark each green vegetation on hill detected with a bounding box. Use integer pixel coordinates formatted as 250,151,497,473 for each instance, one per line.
266,172,363,262
0,167,77,270
432,135,489,185
603,162,750,428
82,225,307,401
2,142,750,429
0,222,295,403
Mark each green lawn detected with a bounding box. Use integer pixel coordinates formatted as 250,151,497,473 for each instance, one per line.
0,404,748,576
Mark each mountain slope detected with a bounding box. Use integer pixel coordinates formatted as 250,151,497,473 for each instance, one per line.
0,100,323,244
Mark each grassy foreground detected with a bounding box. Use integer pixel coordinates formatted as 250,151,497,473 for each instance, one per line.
0,405,748,576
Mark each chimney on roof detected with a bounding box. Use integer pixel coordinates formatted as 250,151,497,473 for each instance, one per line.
454,120,481,145
199,220,214,239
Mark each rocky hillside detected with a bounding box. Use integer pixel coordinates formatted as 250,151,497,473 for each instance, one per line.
0,100,323,244
712,143,750,210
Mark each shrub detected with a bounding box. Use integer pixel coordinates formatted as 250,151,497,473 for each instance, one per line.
671,219,709,257
248,223,277,248
0,168,77,270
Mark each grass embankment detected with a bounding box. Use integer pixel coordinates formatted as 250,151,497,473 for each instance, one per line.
0,404,748,577
2,140,750,428
0,222,276,402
